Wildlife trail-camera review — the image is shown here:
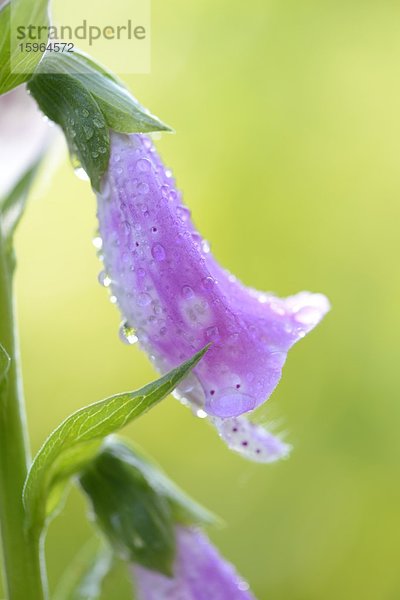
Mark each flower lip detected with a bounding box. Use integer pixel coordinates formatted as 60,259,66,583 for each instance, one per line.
205,388,256,418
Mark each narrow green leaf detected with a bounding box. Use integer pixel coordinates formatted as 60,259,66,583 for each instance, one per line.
23,346,208,535
79,447,175,575
28,72,109,190
0,0,49,94
0,342,11,383
53,539,113,600
0,158,42,244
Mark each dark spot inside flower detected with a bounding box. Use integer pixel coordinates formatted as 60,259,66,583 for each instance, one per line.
152,227,158,232
210,390,215,395
135,242,140,247
242,441,248,446
236,384,241,389
256,449,261,454
232,427,238,432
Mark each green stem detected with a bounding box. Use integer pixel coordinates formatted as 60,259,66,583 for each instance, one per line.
0,232,47,599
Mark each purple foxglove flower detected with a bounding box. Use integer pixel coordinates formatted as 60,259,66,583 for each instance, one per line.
0,85,51,199
96,133,330,462
132,526,256,600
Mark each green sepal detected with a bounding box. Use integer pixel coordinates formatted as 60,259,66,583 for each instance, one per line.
28,72,109,190
104,437,218,528
79,444,175,575
27,50,171,189
0,0,49,95
23,346,208,537
78,437,218,577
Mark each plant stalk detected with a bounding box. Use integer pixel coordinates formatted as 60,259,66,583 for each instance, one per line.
0,231,47,599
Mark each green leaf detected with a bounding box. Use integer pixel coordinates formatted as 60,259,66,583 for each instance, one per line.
23,346,208,536
0,158,42,245
79,446,175,575
0,342,11,383
0,0,49,95
27,50,171,189
35,50,172,134
28,72,109,190
53,539,114,600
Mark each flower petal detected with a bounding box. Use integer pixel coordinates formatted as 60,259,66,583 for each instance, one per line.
132,527,256,600
96,133,330,458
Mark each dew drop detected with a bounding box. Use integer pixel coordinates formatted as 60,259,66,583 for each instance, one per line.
83,125,94,140
98,271,111,287
74,167,89,181
110,295,117,304
119,321,138,345
92,236,103,250
202,276,215,289
160,185,169,198
201,239,211,254
138,182,149,194
151,243,166,262
181,285,194,299
176,205,191,222
168,189,177,202
137,158,151,172
137,292,152,306
205,325,220,341
196,409,208,419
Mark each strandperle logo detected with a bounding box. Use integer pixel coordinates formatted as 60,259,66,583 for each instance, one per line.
10,0,151,74
16,20,147,46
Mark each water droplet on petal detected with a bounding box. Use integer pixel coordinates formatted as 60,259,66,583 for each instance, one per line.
119,321,138,345
202,276,215,289
98,271,111,287
205,325,220,341
137,292,152,306
137,158,151,172
168,189,177,202
176,205,191,222
92,236,103,250
151,243,166,261
138,182,149,194
196,409,208,419
160,185,169,198
181,285,194,299
201,239,210,253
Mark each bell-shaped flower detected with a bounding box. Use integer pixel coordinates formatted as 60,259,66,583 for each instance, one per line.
96,133,330,462
132,526,256,600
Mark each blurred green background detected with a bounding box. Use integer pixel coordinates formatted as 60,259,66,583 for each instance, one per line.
4,0,400,598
